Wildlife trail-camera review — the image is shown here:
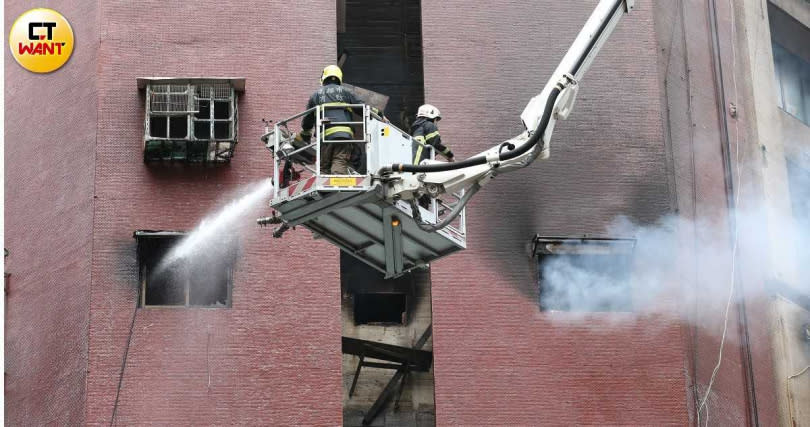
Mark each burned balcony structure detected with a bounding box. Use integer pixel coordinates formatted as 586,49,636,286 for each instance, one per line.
343,326,433,426
340,255,435,425
138,78,244,164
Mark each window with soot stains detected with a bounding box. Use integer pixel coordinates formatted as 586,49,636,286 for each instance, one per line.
340,251,413,325
135,231,233,307
533,237,635,312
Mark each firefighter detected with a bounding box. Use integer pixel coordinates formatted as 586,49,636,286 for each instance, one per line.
297,65,383,175
411,104,454,164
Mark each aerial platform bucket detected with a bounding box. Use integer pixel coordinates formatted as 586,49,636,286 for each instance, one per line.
263,104,466,278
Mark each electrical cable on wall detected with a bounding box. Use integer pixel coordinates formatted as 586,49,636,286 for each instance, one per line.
697,0,745,425
110,284,141,426
788,365,810,379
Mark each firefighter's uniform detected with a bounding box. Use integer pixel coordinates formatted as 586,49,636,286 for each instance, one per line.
411,117,454,164
300,65,383,175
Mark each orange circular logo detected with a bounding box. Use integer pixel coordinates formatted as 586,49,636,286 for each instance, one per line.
9,8,74,73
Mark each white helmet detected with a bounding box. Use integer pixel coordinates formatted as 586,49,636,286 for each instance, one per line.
416,104,441,120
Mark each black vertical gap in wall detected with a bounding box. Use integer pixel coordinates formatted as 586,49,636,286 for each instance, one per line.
337,0,425,132
337,3,436,425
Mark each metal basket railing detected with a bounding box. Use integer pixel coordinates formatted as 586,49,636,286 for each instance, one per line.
264,104,373,198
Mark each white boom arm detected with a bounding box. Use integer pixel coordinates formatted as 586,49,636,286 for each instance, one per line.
380,0,634,219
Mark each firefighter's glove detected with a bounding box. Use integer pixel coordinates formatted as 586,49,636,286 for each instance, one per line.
295,131,312,144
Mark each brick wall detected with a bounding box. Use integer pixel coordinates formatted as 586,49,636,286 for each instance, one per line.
421,0,690,424
655,0,781,424
4,1,98,425
85,1,343,424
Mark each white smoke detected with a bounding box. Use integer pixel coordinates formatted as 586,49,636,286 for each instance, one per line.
538,192,810,323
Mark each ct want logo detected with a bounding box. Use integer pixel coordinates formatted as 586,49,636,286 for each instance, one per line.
9,8,74,73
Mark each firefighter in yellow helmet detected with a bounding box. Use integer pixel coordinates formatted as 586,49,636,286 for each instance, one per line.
297,65,383,175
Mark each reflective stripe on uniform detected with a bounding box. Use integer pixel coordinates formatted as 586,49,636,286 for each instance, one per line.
324,125,354,137
414,145,424,164
413,135,429,163
321,101,354,113
425,131,440,140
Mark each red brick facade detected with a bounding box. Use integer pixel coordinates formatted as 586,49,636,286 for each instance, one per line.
422,1,688,424
5,1,97,424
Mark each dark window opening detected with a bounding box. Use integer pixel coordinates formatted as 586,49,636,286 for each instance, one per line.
533,237,635,312
145,262,185,306
214,101,230,119
214,121,230,140
150,116,167,138
168,116,187,139
340,251,413,325
354,293,407,324
194,121,210,139
135,231,233,307
769,3,810,125
196,99,210,118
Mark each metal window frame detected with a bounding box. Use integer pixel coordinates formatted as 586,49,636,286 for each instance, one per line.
139,78,243,163
771,41,810,126
532,236,637,312
134,230,234,308
531,236,636,256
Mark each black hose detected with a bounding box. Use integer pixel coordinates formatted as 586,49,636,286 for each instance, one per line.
501,86,561,161
409,183,481,232
383,86,562,174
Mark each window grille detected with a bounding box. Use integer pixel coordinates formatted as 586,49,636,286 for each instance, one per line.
141,78,243,163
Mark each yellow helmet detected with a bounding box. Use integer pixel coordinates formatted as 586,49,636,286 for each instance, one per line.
321,65,343,85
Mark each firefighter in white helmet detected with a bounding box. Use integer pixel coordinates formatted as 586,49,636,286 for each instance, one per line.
411,104,454,164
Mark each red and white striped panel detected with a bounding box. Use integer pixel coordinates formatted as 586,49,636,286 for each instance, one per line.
276,176,318,200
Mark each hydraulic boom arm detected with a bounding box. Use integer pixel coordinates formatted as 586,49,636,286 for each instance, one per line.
378,0,635,231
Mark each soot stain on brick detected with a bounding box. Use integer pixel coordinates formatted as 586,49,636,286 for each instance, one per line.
114,238,139,289
408,266,431,319
480,175,541,301
145,163,234,181
627,180,673,226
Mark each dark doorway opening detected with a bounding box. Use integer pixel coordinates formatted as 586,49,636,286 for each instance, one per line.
354,293,408,325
